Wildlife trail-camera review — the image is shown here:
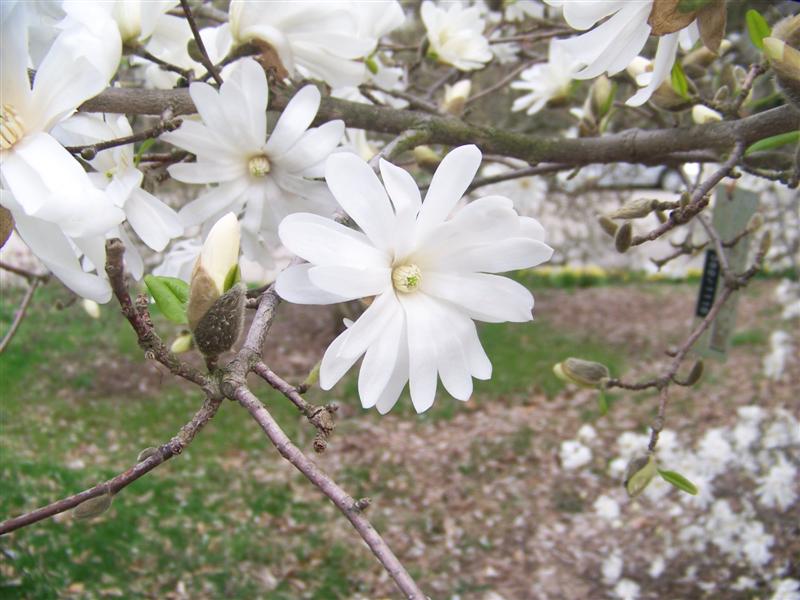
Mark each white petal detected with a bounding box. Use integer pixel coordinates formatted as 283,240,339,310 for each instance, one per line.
400,293,438,413
520,216,546,241
168,160,247,184
324,152,395,250
13,212,111,302
438,238,554,273
379,158,421,215
319,292,399,389
422,272,534,323
177,179,250,227
417,145,482,238
428,298,472,401
276,263,350,305
278,213,389,268
626,32,680,107
264,85,320,157
374,335,409,414
358,311,405,409
308,265,391,299
275,120,344,173
125,188,183,251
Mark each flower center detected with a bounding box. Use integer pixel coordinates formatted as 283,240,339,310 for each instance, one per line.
392,264,422,293
248,155,271,177
1,104,25,151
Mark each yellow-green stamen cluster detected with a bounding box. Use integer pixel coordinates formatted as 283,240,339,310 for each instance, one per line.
1,104,25,151
248,155,271,177
392,264,422,293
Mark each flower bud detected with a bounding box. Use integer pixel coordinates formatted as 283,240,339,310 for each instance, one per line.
187,213,241,331
685,360,704,386
74,491,113,520
624,454,657,498
0,207,14,249
711,85,730,104
553,357,610,388
746,212,764,232
759,231,772,257
763,37,800,108
81,299,101,319
170,332,193,354
598,215,619,237
626,56,651,80
614,222,633,253
683,40,732,72
137,447,159,462
441,80,472,116
413,145,442,170
691,105,722,125
193,282,246,357
609,198,657,220
589,75,615,120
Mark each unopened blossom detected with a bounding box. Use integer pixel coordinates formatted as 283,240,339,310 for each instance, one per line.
276,145,553,413
546,0,699,106
421,1,492,71
511,41,581,115
1,5,124,301
220,0,402,88
162,58,343,266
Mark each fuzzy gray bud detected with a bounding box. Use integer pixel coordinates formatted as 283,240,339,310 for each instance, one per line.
614,222,633,253
193,283,246,357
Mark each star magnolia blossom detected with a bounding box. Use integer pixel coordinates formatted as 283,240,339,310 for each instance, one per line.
219,0,403,88
421,1,493,71
275,145,553,414
511,41,581,115
162,58,343,266
55,113,183,279
546,0,699,106
1,5,124,301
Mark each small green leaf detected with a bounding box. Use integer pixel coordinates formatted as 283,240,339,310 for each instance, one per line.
746,9,771,51
222,264,241,293
658,469,698,495
365,55,379,75
670,62,690,99
144,275,189,324
133,138,156,166
677,0,712,13
745,131,800,156
597,391,609,416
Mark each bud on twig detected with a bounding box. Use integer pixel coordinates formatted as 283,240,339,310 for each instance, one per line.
0,206,13,249
441,80,472,116
553,357,610,388
691,105,722,124
614,222,633,253
193,283,246,357
624,454,658,498
609,198,657,220
598,215,619,237
74,490,113,520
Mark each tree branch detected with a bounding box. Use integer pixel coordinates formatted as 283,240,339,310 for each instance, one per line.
0,278,42,354
79,86,800,167
233,386,426,600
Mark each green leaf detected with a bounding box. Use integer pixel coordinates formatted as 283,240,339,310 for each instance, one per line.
365,55,379,75
222,264,241,293
670,62,690,99
144,275,189,324
658,469,699,495
597,391,609,416
677,0,712,13
746,9,771,51
133,138,156,167
745,131,800,156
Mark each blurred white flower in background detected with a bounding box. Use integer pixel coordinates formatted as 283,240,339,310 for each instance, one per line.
276,145,553,413
771,579,800,600
756,454,798,511
559,439,592,469
421,0,492,71
511,41,580,115
762,330,793,381
162,58,343,267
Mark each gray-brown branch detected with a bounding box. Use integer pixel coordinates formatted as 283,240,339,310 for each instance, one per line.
79,87,800,167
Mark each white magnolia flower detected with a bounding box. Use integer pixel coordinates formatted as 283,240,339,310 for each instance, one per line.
559,439,592,469
220,0,402,88
162,58,343,266
1,5,124,301
505,0,545,22
511,40,580,115
54,113,183,278
763,330,793,381
64,0,177,47
153,239,201,282
613,579,641,600
756,454,798,511
276,145,553,413
546,0,699,106
771,579,800,600
421,1,492,71
593,494,621,521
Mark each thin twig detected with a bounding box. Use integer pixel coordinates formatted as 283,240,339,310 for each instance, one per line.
234,387,426,600
466,59,536,105
179,0,223,86
129,46,193,81
0,395,222,535
0,260,49,282
65,117,182,157
0,279,41,354
463,163,573,193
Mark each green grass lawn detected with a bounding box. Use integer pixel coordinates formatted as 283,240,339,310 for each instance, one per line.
0,283,627,598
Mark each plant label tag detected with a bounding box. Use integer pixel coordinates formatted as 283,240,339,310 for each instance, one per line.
695,185,759,360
